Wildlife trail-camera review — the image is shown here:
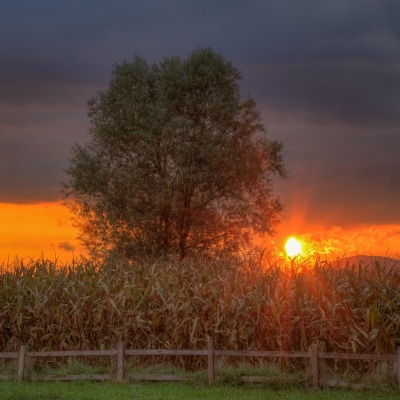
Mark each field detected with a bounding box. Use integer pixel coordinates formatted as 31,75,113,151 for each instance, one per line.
1,381,400,400
0,254,399,389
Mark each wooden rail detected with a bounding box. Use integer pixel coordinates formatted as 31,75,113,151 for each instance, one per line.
0,342,399,389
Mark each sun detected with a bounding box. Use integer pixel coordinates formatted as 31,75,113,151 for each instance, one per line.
285,237,302,258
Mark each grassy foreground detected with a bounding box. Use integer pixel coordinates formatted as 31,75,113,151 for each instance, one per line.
0,382,399,400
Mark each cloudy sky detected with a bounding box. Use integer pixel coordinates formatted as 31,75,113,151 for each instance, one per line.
1,0,400,258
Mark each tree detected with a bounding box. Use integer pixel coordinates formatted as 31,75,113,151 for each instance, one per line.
65,48,286,260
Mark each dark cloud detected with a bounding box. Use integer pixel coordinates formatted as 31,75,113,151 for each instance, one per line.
242,62,400,129
58,241,75,252
272,122,400,225
2,1,399,81
0,76,91,203
297,167,400,225
192,0,400,63
0,0,399,229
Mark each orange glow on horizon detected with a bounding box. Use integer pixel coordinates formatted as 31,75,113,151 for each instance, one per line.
1,201,399,265
271,221,400,260
0,202,83,263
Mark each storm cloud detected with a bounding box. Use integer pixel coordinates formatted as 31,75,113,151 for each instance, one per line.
58,241,75,252
1,0,399,226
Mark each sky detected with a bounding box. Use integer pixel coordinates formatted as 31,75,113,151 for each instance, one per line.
1,0,400,262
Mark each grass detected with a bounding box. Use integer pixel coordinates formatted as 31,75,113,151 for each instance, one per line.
30,360,109,378
0,381,399,400
0,360,17,376
1,359,397,393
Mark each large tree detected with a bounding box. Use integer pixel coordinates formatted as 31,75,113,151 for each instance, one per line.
65,48,286,259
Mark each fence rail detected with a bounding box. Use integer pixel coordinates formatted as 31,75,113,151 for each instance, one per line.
0,342,399,389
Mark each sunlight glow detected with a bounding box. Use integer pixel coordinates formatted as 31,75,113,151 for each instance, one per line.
285,237,302,258
0,202,82,263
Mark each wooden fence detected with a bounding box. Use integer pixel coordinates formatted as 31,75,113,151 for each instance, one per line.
0,342,399,389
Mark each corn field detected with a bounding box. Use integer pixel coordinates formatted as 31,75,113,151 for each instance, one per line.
0,256,399,362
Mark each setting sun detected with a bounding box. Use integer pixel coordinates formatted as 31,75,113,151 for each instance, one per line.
285,237,302,258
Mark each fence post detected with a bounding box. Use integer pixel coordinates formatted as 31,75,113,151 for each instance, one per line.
117,342,124,382
17,345,26,382
311,343,319,389
397,346,400,390
207,339,215,385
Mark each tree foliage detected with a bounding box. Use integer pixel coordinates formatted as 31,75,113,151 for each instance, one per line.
65,48,286,259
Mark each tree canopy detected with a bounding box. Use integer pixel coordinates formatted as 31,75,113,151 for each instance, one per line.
65,48,286,259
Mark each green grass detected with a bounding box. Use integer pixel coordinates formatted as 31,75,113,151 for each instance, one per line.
0,382,399,400
32,360,109,377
